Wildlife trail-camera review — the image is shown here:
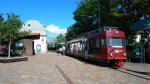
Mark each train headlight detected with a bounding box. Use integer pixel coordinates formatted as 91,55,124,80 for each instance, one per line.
115,50,119,53
123,52,126,56
110,53,113,56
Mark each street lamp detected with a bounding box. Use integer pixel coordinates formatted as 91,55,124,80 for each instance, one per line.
98,0,100,29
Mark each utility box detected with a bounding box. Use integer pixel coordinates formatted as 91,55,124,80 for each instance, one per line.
132,43,150,63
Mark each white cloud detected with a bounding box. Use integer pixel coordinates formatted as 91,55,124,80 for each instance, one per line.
46,24,67,34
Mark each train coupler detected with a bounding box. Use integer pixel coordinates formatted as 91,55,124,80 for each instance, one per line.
117,61,124,68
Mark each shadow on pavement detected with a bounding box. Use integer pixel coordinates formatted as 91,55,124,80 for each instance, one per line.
65,55,150,81
124,68,150,76
111,67,150,81
66,55,110,67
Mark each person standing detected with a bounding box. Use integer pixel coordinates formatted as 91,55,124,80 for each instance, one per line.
62,45,66,55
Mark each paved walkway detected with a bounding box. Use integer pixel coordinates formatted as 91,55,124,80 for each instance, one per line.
0,52,67,84
0,52,149,84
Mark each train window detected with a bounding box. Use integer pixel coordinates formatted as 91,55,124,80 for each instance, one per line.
77,41,81,51
101,37,106,47
108,37,125,47
79,41,82,51
73,45,76,51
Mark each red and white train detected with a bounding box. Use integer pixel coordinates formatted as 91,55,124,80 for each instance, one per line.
65,26,126,67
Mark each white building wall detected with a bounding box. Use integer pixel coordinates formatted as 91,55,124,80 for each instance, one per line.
34,36,47,54
21,20,47,54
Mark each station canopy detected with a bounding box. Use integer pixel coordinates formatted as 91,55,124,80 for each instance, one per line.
130,18,150,31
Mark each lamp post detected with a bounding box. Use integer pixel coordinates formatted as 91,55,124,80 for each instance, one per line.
98,0,100,29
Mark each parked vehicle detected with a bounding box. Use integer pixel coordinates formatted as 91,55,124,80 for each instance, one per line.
65,26,126,68
56,46,63,53
56,43,65,55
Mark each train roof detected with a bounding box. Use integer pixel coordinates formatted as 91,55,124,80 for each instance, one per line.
77,26,119,38
66,37,87,43
67,26,121,43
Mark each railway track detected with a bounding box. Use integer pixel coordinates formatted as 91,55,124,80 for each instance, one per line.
55,65,74,84
112,67,150,81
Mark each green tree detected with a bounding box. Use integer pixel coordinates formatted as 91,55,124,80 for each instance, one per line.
66,23,81,41
0,13,28,58
67,0,116,40
56,34,65,43
66,0,150,43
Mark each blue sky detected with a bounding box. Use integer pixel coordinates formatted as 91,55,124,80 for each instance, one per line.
0,0,80,37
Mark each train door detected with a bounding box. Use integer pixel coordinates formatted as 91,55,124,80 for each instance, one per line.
65,43,70,55
81,39,89,59
89,36,100,57
70,43,73,55
100,36,107,58
77,41,82,56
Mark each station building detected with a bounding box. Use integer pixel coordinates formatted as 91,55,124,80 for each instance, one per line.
21,20,47,55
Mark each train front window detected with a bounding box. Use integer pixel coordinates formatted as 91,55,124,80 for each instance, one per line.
108,37,125,48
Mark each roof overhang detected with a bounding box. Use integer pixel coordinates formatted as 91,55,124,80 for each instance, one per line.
23,33,40,39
